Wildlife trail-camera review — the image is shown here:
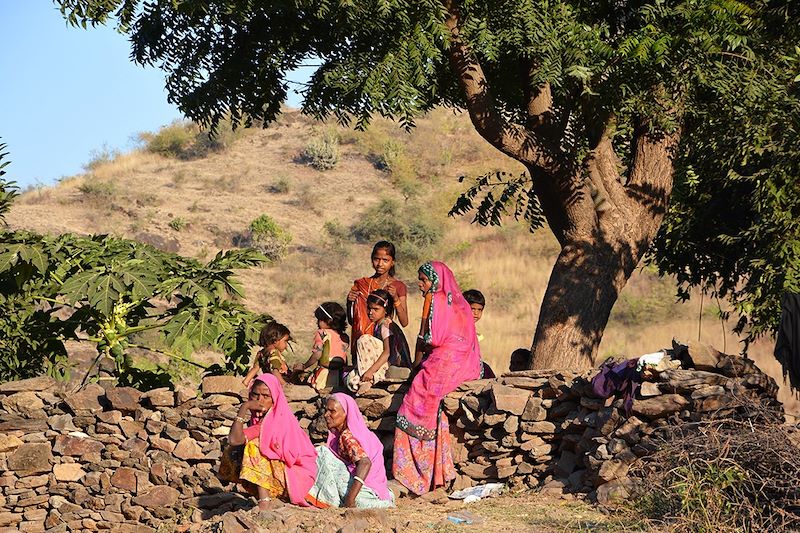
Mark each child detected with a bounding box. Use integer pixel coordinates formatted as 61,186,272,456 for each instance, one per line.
509,348,533,372
346,289,411,393
293,302,350,391
463,289,496,379
243,322,292,387
347,241,409,360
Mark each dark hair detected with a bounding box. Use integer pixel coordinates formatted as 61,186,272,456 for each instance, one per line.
463,289,485,307
367,289,394,319
372,241,397,277
509,348,532,372
314,301,350,344
258,322,291,348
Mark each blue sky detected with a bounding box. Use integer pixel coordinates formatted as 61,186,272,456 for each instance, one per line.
1,2,304,188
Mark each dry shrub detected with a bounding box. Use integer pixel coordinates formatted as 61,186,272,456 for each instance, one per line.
629,404,800,532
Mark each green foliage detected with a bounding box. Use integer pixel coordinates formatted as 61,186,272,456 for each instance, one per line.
351,197,442,268
0,171,270,383
84,144,120,171
168,217,187,232
0,141,18,226
374,140,419,199
139,118,245,160
299,131,339,171
57,0,800,347
266,175,290,194
245,214,292,261
77,178,116,201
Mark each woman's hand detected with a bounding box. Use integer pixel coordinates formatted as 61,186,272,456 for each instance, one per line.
347,289,359,302
385,283,397,299
361,370,375,383
292,363,304,372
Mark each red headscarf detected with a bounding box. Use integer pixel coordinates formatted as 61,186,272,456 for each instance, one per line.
243,374,317,506
327,393,391,501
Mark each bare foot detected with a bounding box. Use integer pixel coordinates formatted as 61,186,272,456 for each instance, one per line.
257,498,271,510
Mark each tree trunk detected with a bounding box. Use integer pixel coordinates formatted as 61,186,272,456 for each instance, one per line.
529,238,639,370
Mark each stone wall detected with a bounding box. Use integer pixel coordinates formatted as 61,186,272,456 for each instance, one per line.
0,341,781,532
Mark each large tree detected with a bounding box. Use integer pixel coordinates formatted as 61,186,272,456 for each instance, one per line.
58,0,800,369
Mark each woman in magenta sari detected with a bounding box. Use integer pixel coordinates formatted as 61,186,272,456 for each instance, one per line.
227,373,320,508
392,261,481,495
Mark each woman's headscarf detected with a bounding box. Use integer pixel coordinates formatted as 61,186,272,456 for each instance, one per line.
246,374,317,506
419,261,479,351
327,393,391,501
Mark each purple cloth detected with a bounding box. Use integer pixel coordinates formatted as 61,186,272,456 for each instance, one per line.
590,358,642,415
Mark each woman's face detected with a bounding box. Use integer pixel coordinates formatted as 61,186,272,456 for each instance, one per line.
371,248,395,276
323,398,347,433
248,381,273,416
367,302,386,323
417,271,433,294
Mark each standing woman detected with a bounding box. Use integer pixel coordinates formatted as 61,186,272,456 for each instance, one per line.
227,373,319,508
393,261,481,495
347,241,409,359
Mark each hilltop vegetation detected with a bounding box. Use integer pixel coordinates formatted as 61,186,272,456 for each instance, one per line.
7,109,792,410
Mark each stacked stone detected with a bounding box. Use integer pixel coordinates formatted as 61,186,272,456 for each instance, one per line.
0,341,783,532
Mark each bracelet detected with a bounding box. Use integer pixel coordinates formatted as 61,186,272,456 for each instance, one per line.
353,476,365,485
234,416,248,424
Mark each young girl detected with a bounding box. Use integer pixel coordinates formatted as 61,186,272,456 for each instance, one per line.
347,241,409,360
293,302,350,391
346,289,411,393
243,322,293,387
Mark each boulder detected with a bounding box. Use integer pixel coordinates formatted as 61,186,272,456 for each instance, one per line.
0,376,56,393
490,383,530,415
631,394,690,418
1,392,45,417
53,434,104,457
110,467,138,492
142,388,174,408
595,478,634,506
521,397,547,422
173,437,204,460
7,442,53,475
47,414,78,432
201,376,246,397
0,433,24,453
175,385,198,404
64,383,106,413
105,387,142,412
132,486,180,509
53,464,85,482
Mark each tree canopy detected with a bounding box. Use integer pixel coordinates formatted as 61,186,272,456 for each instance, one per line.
57,0,800,366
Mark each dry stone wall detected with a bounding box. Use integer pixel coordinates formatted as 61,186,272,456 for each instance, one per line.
0,341,781,532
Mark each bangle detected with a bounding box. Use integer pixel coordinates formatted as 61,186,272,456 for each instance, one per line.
234,416,248,424
353,476,365,485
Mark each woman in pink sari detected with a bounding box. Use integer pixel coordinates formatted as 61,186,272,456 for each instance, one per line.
227,373,321,508
393,261,481,495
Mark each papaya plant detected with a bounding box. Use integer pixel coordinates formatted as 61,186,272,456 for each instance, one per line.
0,168,270,386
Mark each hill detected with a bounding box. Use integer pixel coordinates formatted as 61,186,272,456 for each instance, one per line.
7,108,794,414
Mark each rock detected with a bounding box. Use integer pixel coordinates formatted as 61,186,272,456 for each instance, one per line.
173,437,204,460
283,384,317,402
142,388,174,408
520,421,557,434
684,340,724,371
596,478,634,506
17,474,49,489
691,385,725,399
632,394,690,418
201,376,246,397
522,397,547,422
53,434,104,457
149,437,176,453
64,383,106,413
47,414,78,432
7,442,53,475
554,450,577,478
638,382,661,397
613,416,647,444
132,486,180,509
598,459,630,483
0,418,48,432
97,410,122,425
501,377,550,390
111,467,138,492
0,376,55,393
119,420,144,439
105,387,142,412
490,384,530,415
53,464,85,482
497,464,518,479
0,513,22,527
0,433,24,453
503,416,519,434
120,437,148,454
459,462,493,480
1,392,45,417
175,386,198,404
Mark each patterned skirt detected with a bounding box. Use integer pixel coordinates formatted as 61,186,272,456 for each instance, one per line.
392,411,456,495
308,446,395,509
239,438,289,500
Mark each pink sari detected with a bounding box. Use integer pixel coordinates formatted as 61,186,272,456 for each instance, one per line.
393,261,480,494
328,393,391,501
243,373,317,506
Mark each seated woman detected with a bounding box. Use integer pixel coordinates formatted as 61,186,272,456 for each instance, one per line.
308,393,395,508
227,373,320,509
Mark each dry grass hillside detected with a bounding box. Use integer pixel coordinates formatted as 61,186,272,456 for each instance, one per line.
9,108,796,414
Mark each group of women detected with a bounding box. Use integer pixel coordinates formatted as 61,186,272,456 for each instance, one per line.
227,242,482,509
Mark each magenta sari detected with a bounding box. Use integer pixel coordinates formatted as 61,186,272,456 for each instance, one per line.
393,261,481,494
